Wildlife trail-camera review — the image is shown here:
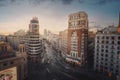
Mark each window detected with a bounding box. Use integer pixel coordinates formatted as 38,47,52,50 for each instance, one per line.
97,53,99,55
106,41,109,44
10,61,14,64
101,53,103,56
101,45,104,48
105,54,108,57
117,51,120,54
102,36,104,39
105,63,108,65
97,49,99,51
106,36,109,39
110,68,113,71
3,63,7,66
97,41,99,43
118,41,120,44
118,36,120,40
117,46,120,49
105,67,108,69
105,59,108,61
111,41,114,44
106,46,108,48
97,37,99,39
106,50,108,53
111,36,115,40
102,41,104,44
101,57,103,60
101,49,104,52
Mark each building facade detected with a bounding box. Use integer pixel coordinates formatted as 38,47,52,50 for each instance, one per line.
67,11,88,65
26,17,43,61
94,26,120,78
94,14,120,79
59,29,68,57
0,41,27,80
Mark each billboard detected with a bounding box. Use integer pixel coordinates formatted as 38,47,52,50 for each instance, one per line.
0,67,17,80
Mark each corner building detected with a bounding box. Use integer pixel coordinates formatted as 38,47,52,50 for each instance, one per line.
26,17,43,61
67,11,88,65
94,13,120,78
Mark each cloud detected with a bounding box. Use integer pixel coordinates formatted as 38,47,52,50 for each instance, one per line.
28,0,74,6
78,0,85,3
0,0,24,7
61,0,85,5
0,0,85,7
92,0,120,5
0,0,8,7
0,0,119,8
61,0,73,5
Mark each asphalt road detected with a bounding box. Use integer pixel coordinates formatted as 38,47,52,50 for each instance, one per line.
26,43,106,80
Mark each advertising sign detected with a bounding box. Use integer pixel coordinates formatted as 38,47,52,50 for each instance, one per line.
0,67,17,80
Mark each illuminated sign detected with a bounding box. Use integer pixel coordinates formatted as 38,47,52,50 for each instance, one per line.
0,67,17,80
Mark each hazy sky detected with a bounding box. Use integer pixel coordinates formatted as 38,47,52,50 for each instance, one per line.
0,0,120,35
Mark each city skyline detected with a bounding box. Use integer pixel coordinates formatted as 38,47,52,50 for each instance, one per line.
0,0,120,35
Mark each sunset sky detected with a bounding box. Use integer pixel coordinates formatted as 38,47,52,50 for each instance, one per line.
0,0,120,35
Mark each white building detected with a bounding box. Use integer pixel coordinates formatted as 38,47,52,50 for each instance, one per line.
26,17,43,61
94,25,120,78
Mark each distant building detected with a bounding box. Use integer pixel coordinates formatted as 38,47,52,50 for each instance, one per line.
26,17,43,61
88,31,96,44
51,34,59,50
7,30,26,50
14,29,26,36
0,41,27,80
44,29,47,39
59,29,68,57
0,35,5,41
44,30,59,50
46,30,53,42
88,31,96,67
67,11,88,66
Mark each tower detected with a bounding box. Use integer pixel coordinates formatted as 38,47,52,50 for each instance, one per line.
67,11,88,65
29,17,39,34
26,17,43,62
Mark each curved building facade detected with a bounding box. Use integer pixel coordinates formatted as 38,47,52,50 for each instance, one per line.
26,17,43,61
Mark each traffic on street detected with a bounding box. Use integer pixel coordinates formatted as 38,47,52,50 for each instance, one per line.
26,42,107,80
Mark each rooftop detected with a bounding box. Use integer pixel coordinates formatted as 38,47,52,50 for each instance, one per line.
97,25,119,34
30,17,39,23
